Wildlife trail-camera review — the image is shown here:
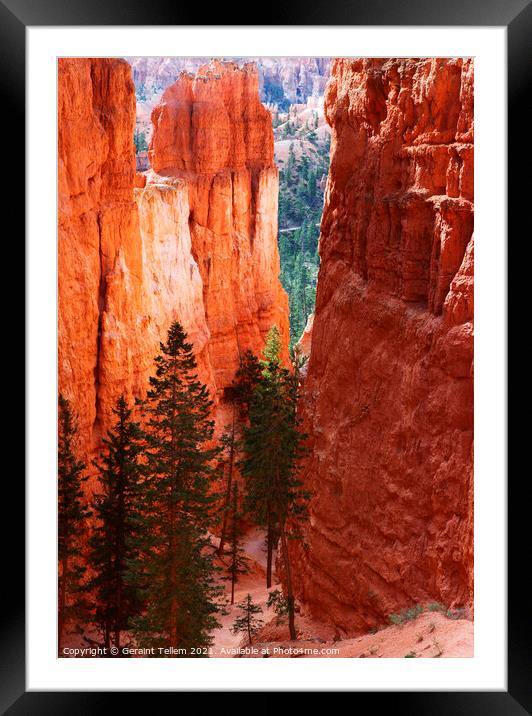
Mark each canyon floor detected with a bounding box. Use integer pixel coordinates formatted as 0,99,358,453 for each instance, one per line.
212,529,473,659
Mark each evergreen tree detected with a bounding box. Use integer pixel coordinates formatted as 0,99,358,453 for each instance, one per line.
221,483,250,604
131,322,221,654
134,129,148,153
231,594,264,646
216,414,238,557
300,224,308,257
58,394,90,650
276,123,328,345
240,326,310,639
86,395,145,652
232,350,262,417
308,172,317,201
266,588,290,626
287,143,296,173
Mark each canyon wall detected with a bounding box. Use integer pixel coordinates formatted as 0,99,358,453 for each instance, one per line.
148,60,290,387
58,58,288,461
290,58,474,634
59,58,141,457
128,57,331,151
128,56,330,106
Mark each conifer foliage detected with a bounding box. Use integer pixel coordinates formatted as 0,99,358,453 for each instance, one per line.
231,594,264,646
217,416,239,558
232,349,263,417
86,395,145,651
58,319,312,653
58,394,90,649
221,482,250,604
240,326,310,639
131,322,221,654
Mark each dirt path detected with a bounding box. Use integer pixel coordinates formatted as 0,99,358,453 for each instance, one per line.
210,527,474,659
210,527,279,657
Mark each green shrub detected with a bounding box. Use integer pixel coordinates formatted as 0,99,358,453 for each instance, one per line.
389,604,424,625
445,607,466,620
427,602,445,612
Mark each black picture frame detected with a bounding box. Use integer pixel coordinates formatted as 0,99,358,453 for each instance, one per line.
9,0,525,710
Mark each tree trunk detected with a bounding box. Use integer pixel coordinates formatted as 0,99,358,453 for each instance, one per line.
280,528,297,640
266,526,273,588
217,411,235,557
58,556,68,651
104,619,111,651
114,448,125,654
169,484,178,649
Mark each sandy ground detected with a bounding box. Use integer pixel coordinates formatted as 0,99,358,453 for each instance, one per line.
210,527,280,657
250,611,473,658
63,527,473,659
211,527,473,659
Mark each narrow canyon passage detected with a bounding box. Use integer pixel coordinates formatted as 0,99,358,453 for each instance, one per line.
209,527,278,657
58,56,474,658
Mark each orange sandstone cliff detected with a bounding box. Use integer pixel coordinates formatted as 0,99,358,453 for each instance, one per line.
58,58,288,460
290,58,474,634
148,60,290,388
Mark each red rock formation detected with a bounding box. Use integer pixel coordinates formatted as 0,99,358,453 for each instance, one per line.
58,58,138,457
127,56,330,107
59,58,288,464
127,57,332,160
296,313,314,358
290,58,474,634
149,60,290,387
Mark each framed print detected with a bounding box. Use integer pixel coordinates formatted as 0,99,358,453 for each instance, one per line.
9,0,526,709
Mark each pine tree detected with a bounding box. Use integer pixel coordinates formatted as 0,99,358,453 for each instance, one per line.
58,394,90,650
240,327,282,588
216,415,238,557
232,350,262,418
308,172,317,201
287,142,296,173
231,594,264,646
134,129,148,153
221,483,250,604
240,326,310,639
299,260,309,324
86,395,146,652
131,321,222,654
266,588,290,626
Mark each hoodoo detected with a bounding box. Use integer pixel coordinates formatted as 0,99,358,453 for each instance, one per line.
289,58,474,633
58,58,289,461
148,60,290,390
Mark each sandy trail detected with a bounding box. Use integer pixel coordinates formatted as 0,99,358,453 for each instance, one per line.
210,526,279,657
210,528,473,658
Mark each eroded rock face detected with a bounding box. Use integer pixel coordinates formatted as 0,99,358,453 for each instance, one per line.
127,57,332,156
290,58,474,634
127,56,331,107
59,58,288,463
296,313,314,358
58,58,138,456
149,60,290,385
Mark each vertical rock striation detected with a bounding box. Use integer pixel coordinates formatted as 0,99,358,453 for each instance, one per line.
58,58,288,463
149,60,290,388
58,58,139,456
290,58,474,633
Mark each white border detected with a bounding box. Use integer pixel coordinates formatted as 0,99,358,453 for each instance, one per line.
27,26,507,691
